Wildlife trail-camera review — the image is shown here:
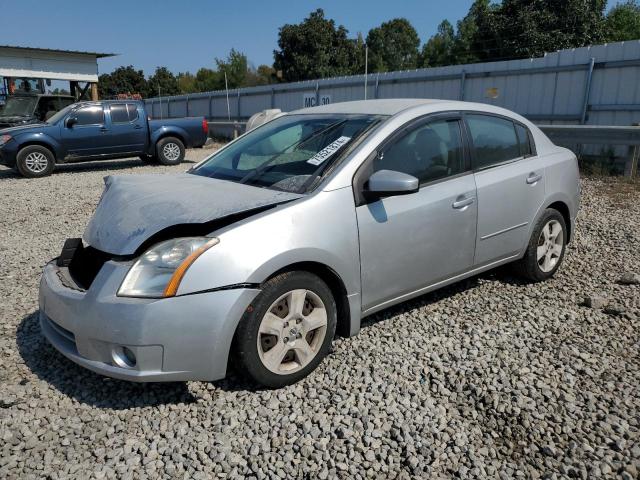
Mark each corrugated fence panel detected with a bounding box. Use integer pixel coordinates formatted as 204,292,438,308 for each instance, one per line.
143,40,640,140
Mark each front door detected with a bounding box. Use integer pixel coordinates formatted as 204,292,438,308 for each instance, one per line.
60,104,110,158
356,116,478,312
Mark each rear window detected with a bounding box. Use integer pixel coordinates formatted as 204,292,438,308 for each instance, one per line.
515,123,533,157
467,114,521,169
126,103,139,122
110,104,129,123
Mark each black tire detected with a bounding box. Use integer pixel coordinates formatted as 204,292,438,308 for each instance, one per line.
234,271,337,388
156,137,185,165
16,145,55,178
515,208,567,282
139,154,158,165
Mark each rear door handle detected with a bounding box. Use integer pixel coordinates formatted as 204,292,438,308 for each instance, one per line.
99,127,108,132
452,196,475,209
526,173,542,184
134,124,143,129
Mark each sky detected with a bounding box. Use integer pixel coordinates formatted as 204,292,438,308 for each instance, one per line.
0,0,628,77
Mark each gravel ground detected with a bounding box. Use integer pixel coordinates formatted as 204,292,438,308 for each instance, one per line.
0,152,639,479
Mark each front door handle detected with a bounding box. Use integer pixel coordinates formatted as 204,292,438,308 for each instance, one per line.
452,196,475,209
99,127,108,133
526,173,542,184
134,124,143,129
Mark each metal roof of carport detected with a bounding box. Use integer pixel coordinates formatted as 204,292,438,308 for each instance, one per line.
0,45,117,83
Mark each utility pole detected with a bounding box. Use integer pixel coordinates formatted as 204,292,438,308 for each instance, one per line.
364,43,368,100
224,71,231,121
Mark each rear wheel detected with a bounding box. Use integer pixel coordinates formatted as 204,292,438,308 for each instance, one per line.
156,137,185,165
234,271,336,388
16,145,55,178
515,208,567,282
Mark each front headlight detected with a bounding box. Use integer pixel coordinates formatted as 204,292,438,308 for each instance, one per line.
118,237,219,298
0,134,12,146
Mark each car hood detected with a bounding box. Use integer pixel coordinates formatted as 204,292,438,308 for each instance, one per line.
0,121,46,133
83,174,303,255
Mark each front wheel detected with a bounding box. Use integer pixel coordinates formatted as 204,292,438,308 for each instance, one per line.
515,208,567,282
16,145,55,178
156,137,185,165
234,272,337,388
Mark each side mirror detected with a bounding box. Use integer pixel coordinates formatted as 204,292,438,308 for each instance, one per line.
364,170,419,198
65,116,78,128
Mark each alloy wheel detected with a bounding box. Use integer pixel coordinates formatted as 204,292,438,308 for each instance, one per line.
24,152,49,174
537,219,564,273
257,289,328,375
162,143,181,161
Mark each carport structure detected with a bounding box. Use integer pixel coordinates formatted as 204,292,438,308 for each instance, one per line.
0,45,116,102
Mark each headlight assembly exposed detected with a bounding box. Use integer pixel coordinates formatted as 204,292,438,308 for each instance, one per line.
118,237,219,298
0,134,12,146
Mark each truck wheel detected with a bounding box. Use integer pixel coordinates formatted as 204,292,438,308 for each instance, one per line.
233,271,337,388
156,137,185,165
16,145,55,178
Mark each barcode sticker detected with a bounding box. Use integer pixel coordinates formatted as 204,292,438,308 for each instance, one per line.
307,136,351,166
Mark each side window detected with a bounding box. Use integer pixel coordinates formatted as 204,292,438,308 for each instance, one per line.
374,118,465,184
515,123,533,157
467,114,520,169
75,106,104,126
110,104,129,123
126,103,139,122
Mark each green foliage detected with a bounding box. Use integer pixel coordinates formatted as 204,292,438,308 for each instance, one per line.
273,9,360,81
606,0,640,42
366,18,420,72
215,49,249,88
98,66,147,98
419,20,456,67
146,67,179,98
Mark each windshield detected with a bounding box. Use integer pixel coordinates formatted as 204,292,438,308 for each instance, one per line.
191,114,383,193
46,104,75,125
0,96,38,117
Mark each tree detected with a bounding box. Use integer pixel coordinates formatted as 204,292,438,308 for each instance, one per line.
98,65,147,98
215,48,248,88
273,9,360,81
177,72,197,94
419,20,456,67
366,18,420,72
493,0,608,60
146,67,179,98
606,0,640,42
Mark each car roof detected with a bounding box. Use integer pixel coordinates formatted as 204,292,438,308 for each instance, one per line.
290,99,448,116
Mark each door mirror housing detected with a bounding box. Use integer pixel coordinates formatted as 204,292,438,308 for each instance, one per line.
65,116,78,128
364,170,419,198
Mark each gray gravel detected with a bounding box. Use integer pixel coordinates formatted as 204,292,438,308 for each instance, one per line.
0,155,639,479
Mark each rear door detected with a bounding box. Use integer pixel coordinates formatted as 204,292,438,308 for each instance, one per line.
356,114,478,311
466,113,545,266
107,103,146,154
60,104,111,158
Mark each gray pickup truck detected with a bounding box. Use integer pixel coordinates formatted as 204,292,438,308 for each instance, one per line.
0,99,209,177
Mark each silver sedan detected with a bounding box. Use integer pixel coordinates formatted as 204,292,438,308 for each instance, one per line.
39,99,580,388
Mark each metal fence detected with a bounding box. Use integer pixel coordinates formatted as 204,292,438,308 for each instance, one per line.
145,40,640,125
145,40,640,174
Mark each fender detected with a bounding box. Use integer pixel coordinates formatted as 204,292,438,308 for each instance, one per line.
149,125,192,153
14,131,65,161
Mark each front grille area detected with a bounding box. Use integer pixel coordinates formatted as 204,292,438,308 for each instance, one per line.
67,243,113,290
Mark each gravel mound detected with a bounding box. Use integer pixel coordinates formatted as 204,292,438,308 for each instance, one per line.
0,156,638,479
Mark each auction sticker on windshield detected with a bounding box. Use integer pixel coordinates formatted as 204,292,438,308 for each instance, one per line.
307,136,351,166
